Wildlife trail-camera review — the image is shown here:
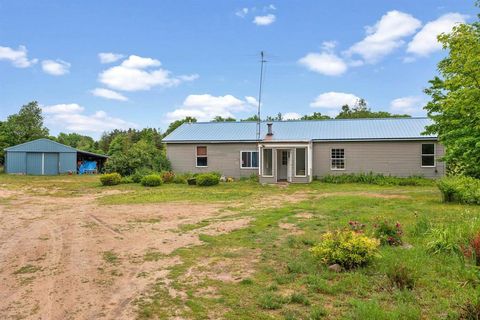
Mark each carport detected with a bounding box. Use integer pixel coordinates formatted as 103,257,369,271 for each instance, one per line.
4,138,108,175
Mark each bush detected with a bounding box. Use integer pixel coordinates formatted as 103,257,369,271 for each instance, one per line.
373,220,403,246
100,173,122,186
173,175,187,184
141,174,163,187
120,176,134,184
437,176,480,204
131,168,154,183
196,173,220,186
318,172,431,186
161,171,175,183
310,231,380,269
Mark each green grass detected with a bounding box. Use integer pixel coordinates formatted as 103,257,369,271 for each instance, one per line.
103,250,119,265
13,264,41,274
2,174,480,319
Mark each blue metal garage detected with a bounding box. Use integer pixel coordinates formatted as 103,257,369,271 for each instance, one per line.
4,138,108,175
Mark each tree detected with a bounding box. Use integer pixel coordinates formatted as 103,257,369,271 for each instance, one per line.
212,116,236,122
301,112,331,120
424,10,480,177
241,115,260,122
0,101,49,163
336,99,410,119
57,132,99,153
163,117,197,137
266,112,283,121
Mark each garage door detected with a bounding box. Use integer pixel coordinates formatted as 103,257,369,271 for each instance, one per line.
44,153,59,175
26,152,59,175
26,153,43,175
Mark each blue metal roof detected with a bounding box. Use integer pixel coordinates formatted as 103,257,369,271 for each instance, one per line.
5,138,108,158
163,117,437,142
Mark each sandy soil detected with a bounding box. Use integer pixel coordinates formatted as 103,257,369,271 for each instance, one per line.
0,189,244,320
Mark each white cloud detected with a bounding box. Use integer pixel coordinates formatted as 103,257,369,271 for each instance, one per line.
347,10,421,63
42,103,85,114
299,52,347,76
310,92,361,111
245,96,259,106
236,7,249,18
390,96,424,114
0,45,37,68
266,4,276,10
43,103,136,133
406,13,467,57
166,94,254,122
98,52,124,64
98,55,197,91
283,112,301,120
91,88,128,101
41,59,71,76
253,14,276,26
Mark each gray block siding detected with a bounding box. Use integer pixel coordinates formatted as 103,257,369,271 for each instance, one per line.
312,141,445,178
166,143,258,178
165,140,445,181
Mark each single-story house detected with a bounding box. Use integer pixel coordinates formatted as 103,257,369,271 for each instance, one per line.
4,138,108,175
163,117,445,183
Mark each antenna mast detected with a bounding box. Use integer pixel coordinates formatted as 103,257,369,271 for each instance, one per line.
256,51,266,141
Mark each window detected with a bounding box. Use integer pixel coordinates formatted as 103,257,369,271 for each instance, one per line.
241,151,259,169
295,148,306,176
331,148,345,170
282,151,288,165
196,146,208,167
262,149,273,176
421,143,435,167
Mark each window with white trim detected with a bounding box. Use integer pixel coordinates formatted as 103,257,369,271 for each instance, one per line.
196,146,208,167
241,151,259,169
262,149,273,176
421,143,435,167
331,148,345,170
295,148,306,176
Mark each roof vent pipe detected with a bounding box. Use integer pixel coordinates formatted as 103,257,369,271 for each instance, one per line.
267,123,273,136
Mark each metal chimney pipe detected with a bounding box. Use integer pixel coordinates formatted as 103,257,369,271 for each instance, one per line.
267,123,273,136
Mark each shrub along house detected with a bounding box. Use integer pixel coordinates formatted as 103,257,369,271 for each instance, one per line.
162,117,445,183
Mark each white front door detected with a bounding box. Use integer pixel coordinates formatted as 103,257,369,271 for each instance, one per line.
277,150,288,181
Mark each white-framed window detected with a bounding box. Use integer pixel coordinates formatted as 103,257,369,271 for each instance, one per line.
196,146,208,167
262,148,273,176
331,148,345,170
295,148,307,176
421,143,435,167
240,151,259,169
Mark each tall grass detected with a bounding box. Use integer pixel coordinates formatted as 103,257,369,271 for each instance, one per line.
318,172,431,186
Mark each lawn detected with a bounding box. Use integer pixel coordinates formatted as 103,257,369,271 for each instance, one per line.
0,174,479,319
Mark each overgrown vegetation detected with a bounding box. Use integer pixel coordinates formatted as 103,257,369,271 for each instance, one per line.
196,173,220,186
437,176,480,204
318,172,431,186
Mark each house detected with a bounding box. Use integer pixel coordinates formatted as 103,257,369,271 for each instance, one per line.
4,138,108,175
162,117,445,183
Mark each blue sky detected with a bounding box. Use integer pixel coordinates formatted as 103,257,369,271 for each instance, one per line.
0,0,474,138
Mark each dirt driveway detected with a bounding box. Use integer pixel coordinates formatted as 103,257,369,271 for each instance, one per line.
0,188,245,320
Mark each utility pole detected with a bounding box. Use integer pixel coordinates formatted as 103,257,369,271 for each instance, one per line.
256,51,267,141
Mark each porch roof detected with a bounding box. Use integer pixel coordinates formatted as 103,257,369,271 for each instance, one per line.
163,117,437,143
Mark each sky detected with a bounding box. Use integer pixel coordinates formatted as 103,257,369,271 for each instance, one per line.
0,0,475,138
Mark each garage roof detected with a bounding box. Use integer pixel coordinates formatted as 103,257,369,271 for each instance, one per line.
5,138,108,158
163,117,437,143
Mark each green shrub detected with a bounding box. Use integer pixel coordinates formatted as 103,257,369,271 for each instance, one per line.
141,174,163,187
131,168,154,183
120,176,134,184
310,230,380,269
319,172,431,186
374,220,403,246
173,175,187,184
196,173,220,186
100,173,122,186
437,176,480,204
161,171,175,183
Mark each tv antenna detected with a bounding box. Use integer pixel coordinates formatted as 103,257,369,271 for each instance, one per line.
256,51,267,141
